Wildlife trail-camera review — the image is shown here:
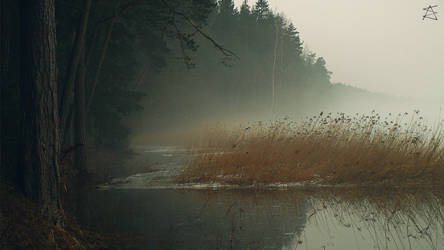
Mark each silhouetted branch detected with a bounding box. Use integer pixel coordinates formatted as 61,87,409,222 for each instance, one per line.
160,0,239,60
97,0,136,25
87,1,136,113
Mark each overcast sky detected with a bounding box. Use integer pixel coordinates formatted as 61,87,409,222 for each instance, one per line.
234,0,443,99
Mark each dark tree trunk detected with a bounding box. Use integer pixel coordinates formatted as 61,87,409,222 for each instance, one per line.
1,0,11,172
60,0,91,142
87,1,135,113
19,0,63,226
75,49,88,178
87,16,117,113
1,0,11,82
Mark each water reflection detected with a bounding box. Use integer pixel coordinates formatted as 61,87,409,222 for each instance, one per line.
77,188,444,249
286,188,444,250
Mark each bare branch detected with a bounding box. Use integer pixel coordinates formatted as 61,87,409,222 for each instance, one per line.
96,0,136,25
160,0,239,60
87,1,136,113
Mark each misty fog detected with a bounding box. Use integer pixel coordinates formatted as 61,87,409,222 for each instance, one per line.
2,0,443,249
128,0,443,145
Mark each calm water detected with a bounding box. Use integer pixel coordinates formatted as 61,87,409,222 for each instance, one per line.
78,146,444,250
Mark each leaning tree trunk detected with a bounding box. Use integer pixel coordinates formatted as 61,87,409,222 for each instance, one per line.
87,16,117,113
19,0,63,226
60,0,92,143
75,49,88,179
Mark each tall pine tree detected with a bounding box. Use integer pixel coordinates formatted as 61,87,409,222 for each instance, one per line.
19,0,64,226
253,0,271,21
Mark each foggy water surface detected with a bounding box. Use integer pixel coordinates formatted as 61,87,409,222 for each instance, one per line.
78,146,444,250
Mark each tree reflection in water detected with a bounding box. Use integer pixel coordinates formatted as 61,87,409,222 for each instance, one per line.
78,188,443,249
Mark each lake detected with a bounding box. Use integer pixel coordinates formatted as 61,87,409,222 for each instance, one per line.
77,146,444,250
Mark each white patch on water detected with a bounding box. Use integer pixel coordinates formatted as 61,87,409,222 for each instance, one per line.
99,145,357,191
144,146,187,153
98,170,356,191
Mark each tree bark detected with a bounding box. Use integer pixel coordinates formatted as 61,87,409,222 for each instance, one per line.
19,0,63,225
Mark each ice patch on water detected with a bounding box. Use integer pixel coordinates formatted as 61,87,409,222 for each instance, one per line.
98,171,355,190
98,145,356,191
144,147,186,153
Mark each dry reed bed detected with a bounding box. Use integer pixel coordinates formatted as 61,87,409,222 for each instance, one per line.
180,111,444,187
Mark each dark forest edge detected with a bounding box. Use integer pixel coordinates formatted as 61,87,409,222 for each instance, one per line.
1,0,441,248
1,0,219,247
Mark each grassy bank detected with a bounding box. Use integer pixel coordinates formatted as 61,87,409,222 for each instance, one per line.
180,111,444,187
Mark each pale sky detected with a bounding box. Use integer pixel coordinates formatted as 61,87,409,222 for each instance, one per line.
234,0,444,99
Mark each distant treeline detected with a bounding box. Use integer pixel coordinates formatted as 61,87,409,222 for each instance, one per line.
130,0,405,136
134,0,331,129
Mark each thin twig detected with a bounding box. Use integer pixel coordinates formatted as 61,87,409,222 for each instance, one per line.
96,0,136,25
160,0,239,60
